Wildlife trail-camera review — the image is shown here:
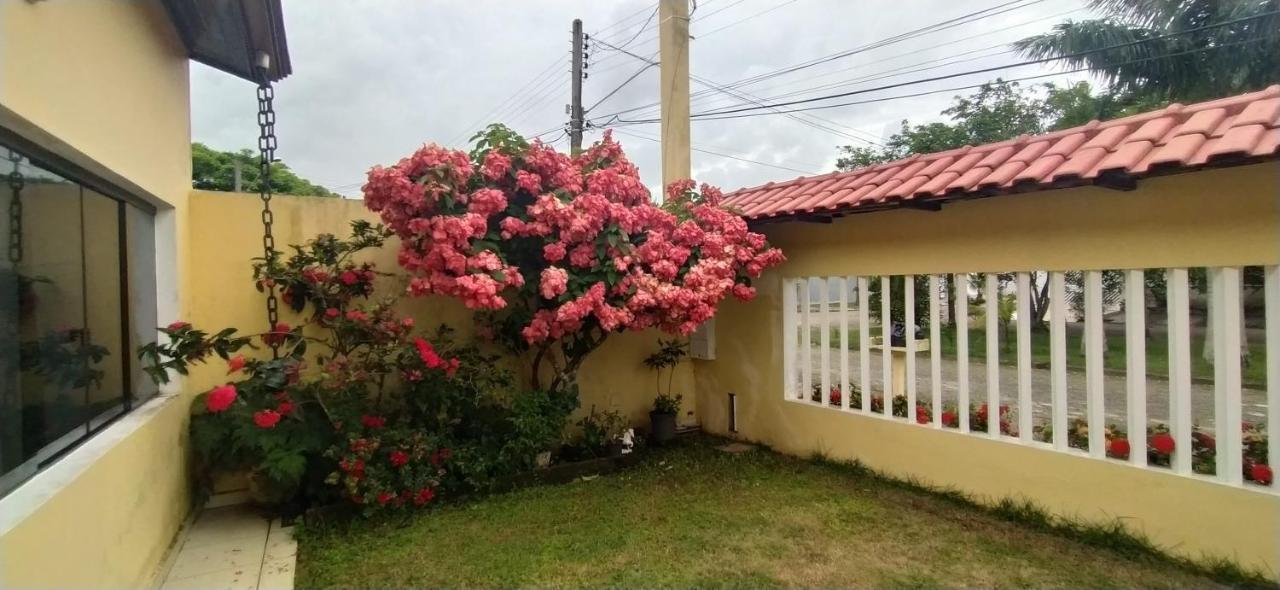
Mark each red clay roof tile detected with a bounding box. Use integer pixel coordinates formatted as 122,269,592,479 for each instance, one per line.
721,86,1280,221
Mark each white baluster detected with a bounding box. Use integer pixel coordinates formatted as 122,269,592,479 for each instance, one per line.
1050,271,1068,451
1212,267,1243,485
1085,270,1105,458
1125,270,1147,466
881,276,893,415
1267,266,1279,480
783,278,797,400
906,273,916,419
819,278,831,406
801,279,812,403
930,275,943,428
985,273,1000,437
1016,272,1033,443
859,276,871,414
839,276,851,411
1168,268,1193,474
956,273,970,432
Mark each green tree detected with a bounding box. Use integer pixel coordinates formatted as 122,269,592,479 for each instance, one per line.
1013,0,1280,102
191,143,338,197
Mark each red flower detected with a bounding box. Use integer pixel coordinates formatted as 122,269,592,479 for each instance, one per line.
262,322,290,347
206,384,237,413
376,491,394,505
1250,463,1273,485
345,310,369,322
390,450,409,468
1108,438,1131,459
1150,433,1175,455
915,405,930,425
341,270,359,285
415,337,444,369
166,321,190,332
413,487,435,506
351,438,369,452
401,317,415,329
941,411,958,428
431,447,452,467
254,409,282,429
324,307,340,320
362,415,386,429
226,354,246,374
277,400,295,415
445,357,460,378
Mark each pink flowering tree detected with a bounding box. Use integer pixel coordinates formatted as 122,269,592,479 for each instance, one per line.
362,125,784,393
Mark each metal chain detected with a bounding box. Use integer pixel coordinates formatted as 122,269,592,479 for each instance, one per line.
7,149,24,264
256,76,281,358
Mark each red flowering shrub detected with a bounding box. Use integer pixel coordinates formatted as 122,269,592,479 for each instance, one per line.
362,125,784,391
326,425,447,515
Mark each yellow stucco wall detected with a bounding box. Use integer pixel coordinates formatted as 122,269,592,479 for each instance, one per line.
186,191,695,432
694,163,1280,573
0,1,195,589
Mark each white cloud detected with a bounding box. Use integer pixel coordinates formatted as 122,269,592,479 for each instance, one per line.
191,0,1093,197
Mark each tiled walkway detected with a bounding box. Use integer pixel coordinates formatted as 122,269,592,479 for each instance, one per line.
159,505,295,590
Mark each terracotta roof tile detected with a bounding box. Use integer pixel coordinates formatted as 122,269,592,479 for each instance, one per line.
721,86,1280,221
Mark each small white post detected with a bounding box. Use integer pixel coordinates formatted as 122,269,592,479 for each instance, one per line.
783,278,798,400
1085,270,1106,458
801,279,812,403
859,276,871,414
1168,268,1193,474
985,273,1000,437
1212,267,1243,485
1125,270,1147,466
930,275,943,428
956,273,970,431
905,275,917,422
1267,265,1279,478
1016,272,1033,442
1050,272,1068,451
839,276,851,411
819,277,831,405
881,276,893,414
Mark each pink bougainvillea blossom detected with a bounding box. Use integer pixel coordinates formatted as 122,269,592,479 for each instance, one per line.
362,126,784,382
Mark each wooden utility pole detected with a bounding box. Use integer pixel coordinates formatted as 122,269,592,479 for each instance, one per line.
569,19,585,155
658,0,691,189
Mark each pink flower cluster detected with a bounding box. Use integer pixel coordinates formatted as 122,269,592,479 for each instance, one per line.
362,128,784,346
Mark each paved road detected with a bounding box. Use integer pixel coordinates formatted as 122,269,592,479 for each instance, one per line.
808,346,1267,434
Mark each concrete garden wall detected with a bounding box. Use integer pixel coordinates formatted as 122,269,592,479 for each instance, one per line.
693,163,1280,573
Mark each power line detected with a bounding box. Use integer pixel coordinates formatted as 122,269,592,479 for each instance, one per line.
447,54,564,145
586,62,658,113
612,128,823,175
589,0,1048,123
618,33,1276,123
591,38,882,145
697,0,803,38
679,10,1280,119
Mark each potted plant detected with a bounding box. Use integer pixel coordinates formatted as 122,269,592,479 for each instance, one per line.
644,339,688,444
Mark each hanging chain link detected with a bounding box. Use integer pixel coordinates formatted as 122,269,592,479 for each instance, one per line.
7,149,24,264
256,75,281,358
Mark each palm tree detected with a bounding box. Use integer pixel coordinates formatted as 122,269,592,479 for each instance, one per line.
1014,0,1280,102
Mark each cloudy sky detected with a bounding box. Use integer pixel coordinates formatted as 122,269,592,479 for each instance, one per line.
190,0,1096,198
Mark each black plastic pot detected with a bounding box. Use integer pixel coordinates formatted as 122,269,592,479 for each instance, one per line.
650,411,676,444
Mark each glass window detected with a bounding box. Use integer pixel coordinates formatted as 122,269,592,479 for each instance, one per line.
0,143,157,496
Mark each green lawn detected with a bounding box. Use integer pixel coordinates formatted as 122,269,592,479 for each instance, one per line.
815,325,1268,387
296,438,1257,589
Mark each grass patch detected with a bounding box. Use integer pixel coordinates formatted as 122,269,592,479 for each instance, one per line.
297,437,1271,589
814,325,1268,387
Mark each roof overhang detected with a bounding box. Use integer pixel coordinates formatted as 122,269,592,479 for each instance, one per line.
161,0,292,83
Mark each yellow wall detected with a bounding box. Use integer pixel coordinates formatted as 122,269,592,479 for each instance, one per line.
0,1,195,589
0,396,191,589
186,191,695,430
694,163,1280,573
